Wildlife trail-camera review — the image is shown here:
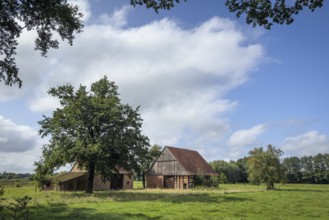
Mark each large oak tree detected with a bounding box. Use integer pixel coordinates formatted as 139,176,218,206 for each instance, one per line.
36,76,150,193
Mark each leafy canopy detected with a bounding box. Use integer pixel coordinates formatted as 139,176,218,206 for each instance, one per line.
36,76,149,193
131,0,324,29
0,0,83,87
247,145,283,190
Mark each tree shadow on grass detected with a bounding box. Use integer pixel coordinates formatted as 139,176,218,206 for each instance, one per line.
61,191,250,204
276,188,329,193
30,203,161,220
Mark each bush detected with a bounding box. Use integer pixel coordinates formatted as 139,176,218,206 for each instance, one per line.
7,196,32,220
209,176,221,187
218,173,228,184
0,186,5,220
0,186,32,220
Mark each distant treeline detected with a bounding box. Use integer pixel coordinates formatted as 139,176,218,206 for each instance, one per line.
210,153,329,184
282,153,329,184
1,153,328,185
0,172,33,180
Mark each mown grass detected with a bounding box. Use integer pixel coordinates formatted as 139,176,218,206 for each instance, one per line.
2,183,329,220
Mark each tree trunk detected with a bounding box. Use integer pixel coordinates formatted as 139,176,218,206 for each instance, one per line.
266,181,274,190
86,161,95,193
142,172,146,188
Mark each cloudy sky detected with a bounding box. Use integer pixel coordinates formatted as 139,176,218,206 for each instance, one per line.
1,0,329,173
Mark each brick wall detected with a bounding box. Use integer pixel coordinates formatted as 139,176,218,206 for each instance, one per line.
122,174,133,189
146,175,164,188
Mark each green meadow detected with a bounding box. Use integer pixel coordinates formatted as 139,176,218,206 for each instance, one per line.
1,183,329,220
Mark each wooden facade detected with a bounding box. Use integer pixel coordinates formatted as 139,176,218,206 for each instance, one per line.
146,146,217,189
56,164,133,191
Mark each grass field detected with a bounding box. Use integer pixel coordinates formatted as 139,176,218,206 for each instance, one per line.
1,183,329,219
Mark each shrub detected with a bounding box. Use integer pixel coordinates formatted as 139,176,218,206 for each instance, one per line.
209,176,221,187
7,196,32,220
218,173,228,184
0,186,5,220
0,186,32,220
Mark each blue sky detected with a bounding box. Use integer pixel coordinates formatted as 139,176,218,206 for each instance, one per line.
0,0,328,173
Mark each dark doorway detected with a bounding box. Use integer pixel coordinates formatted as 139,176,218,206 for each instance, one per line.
164,176,175,188
110,174,123,189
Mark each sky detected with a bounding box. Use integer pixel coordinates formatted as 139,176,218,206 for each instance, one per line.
0,0,329,173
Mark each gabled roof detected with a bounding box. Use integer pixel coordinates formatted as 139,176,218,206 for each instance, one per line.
70,163,132,174
56,172,86,183
166,146,217,176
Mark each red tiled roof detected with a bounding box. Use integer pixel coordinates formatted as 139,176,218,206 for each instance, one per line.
166,146,218,176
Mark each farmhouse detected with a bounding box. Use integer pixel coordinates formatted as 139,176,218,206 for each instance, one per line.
146,146,217,189
56,163,133,191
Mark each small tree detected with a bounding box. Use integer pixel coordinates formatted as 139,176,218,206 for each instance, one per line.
218,173,228,184
137,144,162,188
247,145,283,190
7,196,32,220
0,186,5,220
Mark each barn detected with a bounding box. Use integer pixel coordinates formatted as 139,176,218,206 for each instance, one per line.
56,163,133,191
146,146,217,189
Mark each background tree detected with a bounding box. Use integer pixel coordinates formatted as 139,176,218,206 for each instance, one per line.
131,0,324,29
282,156,302,183
210,159,248,183
300,155,315,183
298,153,329,184
247,145,283,190
136,144,162,188
36,76,149,193
235,157,249,183
210,160,242,183
0,0,83,87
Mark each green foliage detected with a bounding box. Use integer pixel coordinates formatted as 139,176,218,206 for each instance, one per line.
0,173,31,181
247,145,283,190
194,170,211,187
32,168,54,189
0,187,32,220
282,156,303,183
130,0,187,13
7,196,32,220
210,159,248,183
0,0,83,87
208,175,220,187
37,76,149,193
218,173,228,184
131,0,324,29
226,0,324,29
0,186,4,217
136,144,162,188
283,153,329,184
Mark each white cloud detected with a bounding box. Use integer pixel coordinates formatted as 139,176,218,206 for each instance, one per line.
97,5,131,27
0,146,43,173
282,131,329,157
0,6,265,169
228,124,267,147
0,115,38,152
